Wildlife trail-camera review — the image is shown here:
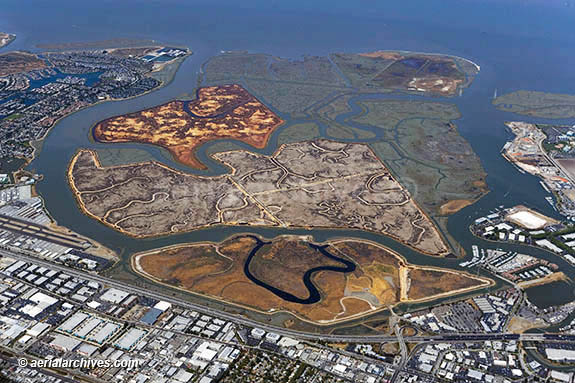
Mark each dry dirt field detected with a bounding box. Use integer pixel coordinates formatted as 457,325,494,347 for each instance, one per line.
132,235,490,323
504,205,558,230
93,84,284,169
407,269,488,301
439,199,474,215
69,139,450,256
557,158,575,181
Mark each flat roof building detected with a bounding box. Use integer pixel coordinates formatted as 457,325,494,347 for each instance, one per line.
140,308,163,325
251,328,265,339
19,292,59,318
546,348,575,362
99,288,129,304
88,322,121,345
50,334,81,352
74,317,102,339
194,342,218,362
59,312,89,333
77,343,98,357
27,322,51,337
114,328,147,351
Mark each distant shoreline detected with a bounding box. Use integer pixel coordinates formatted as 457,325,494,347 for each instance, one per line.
36,38,162,51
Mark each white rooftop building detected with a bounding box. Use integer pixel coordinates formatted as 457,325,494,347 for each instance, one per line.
19,292,59,318
99,288,129,304
536,239,563,253
194,342,218,362
26,322,51,337
546,348,575,362
50,334,81,352
251,328,265,339
550,371,573,383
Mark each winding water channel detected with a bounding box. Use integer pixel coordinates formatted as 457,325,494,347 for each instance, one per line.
243,235,356,305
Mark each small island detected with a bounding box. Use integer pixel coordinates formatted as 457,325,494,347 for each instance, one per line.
494,90,575,119
132,235,491,323
332,51,478,96
93,84,284,169
68,139,451,256
0,32,15,49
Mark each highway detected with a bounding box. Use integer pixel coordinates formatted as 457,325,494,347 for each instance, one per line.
2,248,575,344
390,325,408,383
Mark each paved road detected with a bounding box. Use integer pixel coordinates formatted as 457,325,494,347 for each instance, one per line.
2,248,575,344
390,325,408,383
0,213,87,249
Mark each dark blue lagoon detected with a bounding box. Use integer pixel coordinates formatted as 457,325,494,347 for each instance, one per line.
243,235,356,305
